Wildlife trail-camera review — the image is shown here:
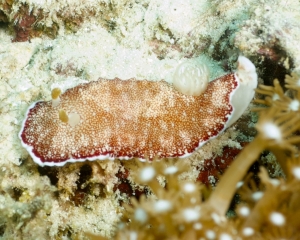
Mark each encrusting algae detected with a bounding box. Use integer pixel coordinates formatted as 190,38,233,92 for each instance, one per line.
86,73,300,240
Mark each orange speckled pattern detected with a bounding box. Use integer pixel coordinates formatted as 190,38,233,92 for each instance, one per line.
20,75,237,165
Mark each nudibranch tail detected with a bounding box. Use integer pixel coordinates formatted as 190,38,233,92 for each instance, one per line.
19,57,257,167
225,56,258,128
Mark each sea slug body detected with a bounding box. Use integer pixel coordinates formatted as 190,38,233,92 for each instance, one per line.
19,57,257,166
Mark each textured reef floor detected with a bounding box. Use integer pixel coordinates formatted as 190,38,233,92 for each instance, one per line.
1,0,300,239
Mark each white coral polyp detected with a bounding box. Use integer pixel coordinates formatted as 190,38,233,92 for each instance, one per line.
128,231,138,240
269,212,286,226
182,207,201,222
252,191,264,201
292,166,300,179
134,208,148,223
183,182,196,193
242,227,254,236
239,206,250,217
219,233,233,240
262,122,281,140
206,230,216,239
153,200,172,213
272,93,280,101
236,181,244,188
193,222,202,230
289,99,300,111
140,166,156,182
164,166,178,175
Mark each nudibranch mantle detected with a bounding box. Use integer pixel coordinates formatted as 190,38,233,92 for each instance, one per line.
19,56,257,166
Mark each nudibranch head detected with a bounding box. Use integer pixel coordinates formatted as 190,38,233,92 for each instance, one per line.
19,57,257,166
51,88,61,107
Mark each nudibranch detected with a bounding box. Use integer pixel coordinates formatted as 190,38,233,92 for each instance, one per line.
19,56,257,166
